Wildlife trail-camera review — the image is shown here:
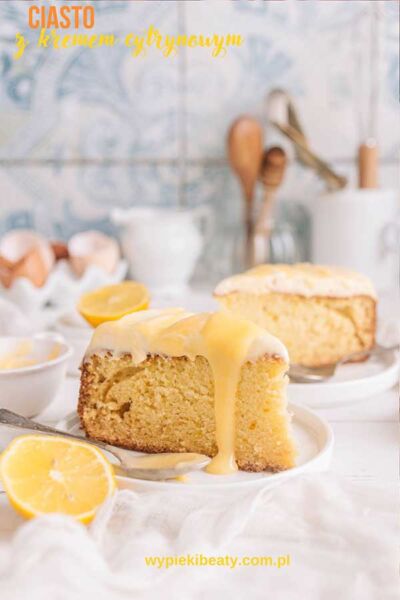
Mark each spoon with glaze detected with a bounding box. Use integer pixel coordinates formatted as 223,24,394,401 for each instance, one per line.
227,116,263,267
0,409,210,481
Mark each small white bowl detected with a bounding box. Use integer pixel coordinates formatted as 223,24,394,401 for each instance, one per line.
0,334,72,417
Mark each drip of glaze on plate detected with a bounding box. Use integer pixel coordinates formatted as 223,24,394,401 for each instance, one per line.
126,452,206,470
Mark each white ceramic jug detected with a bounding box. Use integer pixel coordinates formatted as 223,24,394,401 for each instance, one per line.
111,206,213,294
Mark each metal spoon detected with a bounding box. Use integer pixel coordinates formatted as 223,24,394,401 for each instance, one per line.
289,344,399,383
0,409,210,480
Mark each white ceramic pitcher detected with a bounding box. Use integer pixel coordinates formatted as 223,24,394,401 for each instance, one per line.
111,206,213,294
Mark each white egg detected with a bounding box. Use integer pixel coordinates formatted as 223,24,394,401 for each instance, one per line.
68,230,120,277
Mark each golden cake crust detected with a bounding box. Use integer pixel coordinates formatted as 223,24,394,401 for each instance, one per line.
78,352,295,473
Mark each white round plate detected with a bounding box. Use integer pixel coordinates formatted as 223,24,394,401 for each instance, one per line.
58,403,333,492
288,351,399,409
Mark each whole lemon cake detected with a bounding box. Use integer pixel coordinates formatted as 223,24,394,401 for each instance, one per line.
214,263,376,367
78,308,296,473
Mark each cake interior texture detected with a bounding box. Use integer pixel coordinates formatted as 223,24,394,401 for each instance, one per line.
217,292,376,367
79,352,296,472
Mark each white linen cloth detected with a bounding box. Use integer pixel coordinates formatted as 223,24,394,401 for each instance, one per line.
0,474,398,600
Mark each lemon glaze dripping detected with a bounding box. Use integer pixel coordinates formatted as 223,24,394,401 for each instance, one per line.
86,309,288,475
201,312,262,474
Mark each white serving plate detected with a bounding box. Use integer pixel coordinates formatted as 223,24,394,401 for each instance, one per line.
288,351,399,409
58,403,333,492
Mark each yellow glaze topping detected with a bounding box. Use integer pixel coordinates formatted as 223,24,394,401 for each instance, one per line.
125,452,206,470
86,309,288,475
214,263,377,299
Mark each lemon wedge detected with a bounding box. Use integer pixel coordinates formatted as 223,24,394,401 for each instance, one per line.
78,281,150,327
0,435,116,523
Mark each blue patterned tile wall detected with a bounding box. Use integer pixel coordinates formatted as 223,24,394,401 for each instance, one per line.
0,0,398,282
0,0,181,160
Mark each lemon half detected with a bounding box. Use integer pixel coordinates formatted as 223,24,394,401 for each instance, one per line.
0,435,116,523
78,281,150,327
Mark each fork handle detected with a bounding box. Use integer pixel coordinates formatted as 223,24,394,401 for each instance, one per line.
340,344,399,365
0,409,112,455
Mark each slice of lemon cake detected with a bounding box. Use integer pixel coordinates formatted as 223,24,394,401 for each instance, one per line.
214,263,376,367
78,308,296,473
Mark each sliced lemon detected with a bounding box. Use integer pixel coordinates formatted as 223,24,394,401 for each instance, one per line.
78,281,150,327
0,435,116,523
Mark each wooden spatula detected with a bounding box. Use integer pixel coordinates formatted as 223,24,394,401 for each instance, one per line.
227,116,263,267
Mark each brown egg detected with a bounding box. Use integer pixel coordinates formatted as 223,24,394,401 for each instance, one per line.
51,241,69,261
0,230,55,288
12,247,50,287
0,256,15,288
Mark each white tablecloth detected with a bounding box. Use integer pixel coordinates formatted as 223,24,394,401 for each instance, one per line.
0,475,398,600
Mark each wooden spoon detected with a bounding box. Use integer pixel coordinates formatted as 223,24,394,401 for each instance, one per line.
227,116,263,267
257,146,287,230
253,146,287,264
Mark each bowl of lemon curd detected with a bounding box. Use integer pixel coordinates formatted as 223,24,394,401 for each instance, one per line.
0,334,72,417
